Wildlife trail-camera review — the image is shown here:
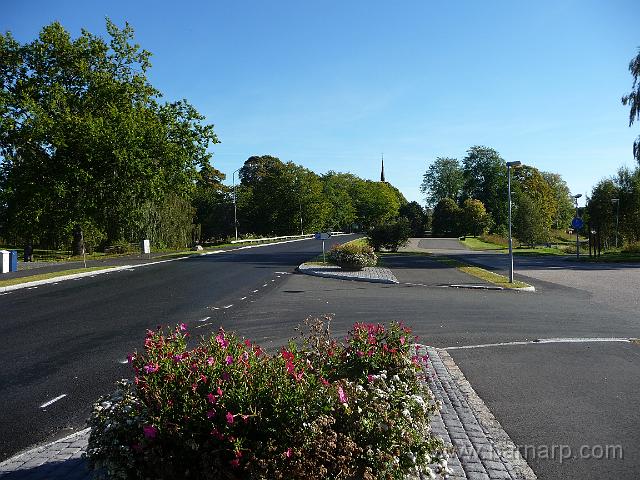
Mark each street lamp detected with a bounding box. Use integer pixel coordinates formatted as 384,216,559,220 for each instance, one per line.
573,194,582,259
232,167,241,241
506,161,522,283
611,198,620,248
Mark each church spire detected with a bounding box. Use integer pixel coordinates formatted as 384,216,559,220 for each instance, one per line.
380,153,386,182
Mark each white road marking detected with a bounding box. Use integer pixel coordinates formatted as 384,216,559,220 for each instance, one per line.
445,337,635,350
252,289,259,293
211,307,220,310
240,296,247,300
262,284,268,287
195,322,213,329
223,304,233,309
27,287,38,290
271,279,275,282
40,394,67,408
118,359,129,364
198,316,211,322
275,271,290,275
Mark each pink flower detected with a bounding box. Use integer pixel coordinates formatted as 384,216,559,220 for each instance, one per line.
206,409,216,418
179,323,187,332
400,336,406,345
320,377,330,386
217,387,223,396
285,448,292,458
226,412,234,424
143,363,159,374
367,374,374,383
337,386,348,403
230,459,240,468
207,393,217,404
207,356,215,366
225,355,234,365
143,425,158,439
216,331,229,349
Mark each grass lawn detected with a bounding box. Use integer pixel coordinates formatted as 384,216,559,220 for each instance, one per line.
578,251,640,263
0,267,115,288
461,237,575,256
432,256,532,289
461,237,506,251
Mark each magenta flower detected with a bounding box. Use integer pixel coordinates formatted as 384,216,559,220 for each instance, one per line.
226,412,234,424
206,356,214,366
143,425,158,439
285,448,292,458
207,393,217,404
225,355,234,365
206,409,216,419
337,386,348,403
143,363,159,374
179,323,188,332
367,374,374,383
216,331,229,349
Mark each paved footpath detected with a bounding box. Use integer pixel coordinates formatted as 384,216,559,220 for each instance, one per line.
0,348,535,480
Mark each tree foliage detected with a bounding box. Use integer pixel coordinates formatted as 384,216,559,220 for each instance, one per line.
420,157,463,207
431,198,462,237
622,47,640,164
461,199,490,237
399,201,426,237
0,20,218,250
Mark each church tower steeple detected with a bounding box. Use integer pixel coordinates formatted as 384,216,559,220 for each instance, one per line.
380,153,386,182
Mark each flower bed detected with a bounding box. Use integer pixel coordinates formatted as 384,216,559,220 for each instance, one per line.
87,320,447,479
328,242,378,270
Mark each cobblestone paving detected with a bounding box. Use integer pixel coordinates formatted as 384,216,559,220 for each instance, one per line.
297,263,399,284
0,348,536,480
423,346,537,480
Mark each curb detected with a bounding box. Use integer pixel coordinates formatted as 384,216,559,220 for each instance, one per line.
0,235,354,293
296,264,399,284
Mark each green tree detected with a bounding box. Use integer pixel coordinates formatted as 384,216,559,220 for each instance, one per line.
349,180,401,230
512,192,549,246
322,172,357,231
586,178,619,248
461,199,490,237
399,201,426,237
0,20,218,252
420,157,463,207
431,198,462,237
192,164,233,241
461,146,507,231
542,172,574,229
512,165,556,237
622,48,640,164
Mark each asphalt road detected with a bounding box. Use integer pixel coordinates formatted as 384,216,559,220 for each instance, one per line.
0,235,354,461
224,253,640,479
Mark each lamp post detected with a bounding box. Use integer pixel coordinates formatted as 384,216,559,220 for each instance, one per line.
611,198,619,248
232,167,241,241
506,161,521,283
573,194,582,259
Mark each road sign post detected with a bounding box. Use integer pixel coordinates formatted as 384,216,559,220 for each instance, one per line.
314,232,331,263
571,217,583,260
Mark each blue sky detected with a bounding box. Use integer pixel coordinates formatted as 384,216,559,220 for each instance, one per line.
3,0,639,206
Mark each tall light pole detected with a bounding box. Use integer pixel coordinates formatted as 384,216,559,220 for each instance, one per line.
506,161,521,283
232,167,241,241
573,194,582,259
611,198,620,248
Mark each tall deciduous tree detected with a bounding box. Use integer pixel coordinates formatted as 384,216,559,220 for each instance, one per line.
399,201,426,237
461,146,507,231
622,48,640,164
420,157,463,207
0,20,218,251
431,198,462,237
461,199,490,237
541,172,574,229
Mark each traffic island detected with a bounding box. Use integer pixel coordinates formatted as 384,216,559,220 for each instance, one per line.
297,263,399,284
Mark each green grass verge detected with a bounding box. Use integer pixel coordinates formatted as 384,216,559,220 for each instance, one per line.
0,267,115,288
578,251,640,263
461,237,571,256
433,256,531,289
461,237,507,251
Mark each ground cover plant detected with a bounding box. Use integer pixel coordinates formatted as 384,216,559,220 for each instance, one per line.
86,320,448,479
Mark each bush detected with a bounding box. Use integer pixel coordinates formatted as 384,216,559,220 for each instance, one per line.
87,321,448,479
622,241,640,253
328,241,378,270
368,219,411,252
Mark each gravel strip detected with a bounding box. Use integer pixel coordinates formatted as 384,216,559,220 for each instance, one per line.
297,263,399,284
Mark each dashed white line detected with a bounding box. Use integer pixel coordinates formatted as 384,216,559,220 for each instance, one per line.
240,296,247,300
198,316,211,322
252,290,259,293
211,307,220,310
271,279,275,282
262,284,268,287
27,286,38,290
118,359,129,364
40,394,67,408
195,322,213,329
223,304,233,309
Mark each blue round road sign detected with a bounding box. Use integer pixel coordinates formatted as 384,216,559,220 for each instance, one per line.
571,217,583,229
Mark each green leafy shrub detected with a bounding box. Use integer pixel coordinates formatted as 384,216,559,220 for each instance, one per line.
327,241,378,270
622,241,640,253
87,321,448,479
368,219,411,251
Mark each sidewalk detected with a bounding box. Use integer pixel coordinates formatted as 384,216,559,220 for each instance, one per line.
0,348,536,480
